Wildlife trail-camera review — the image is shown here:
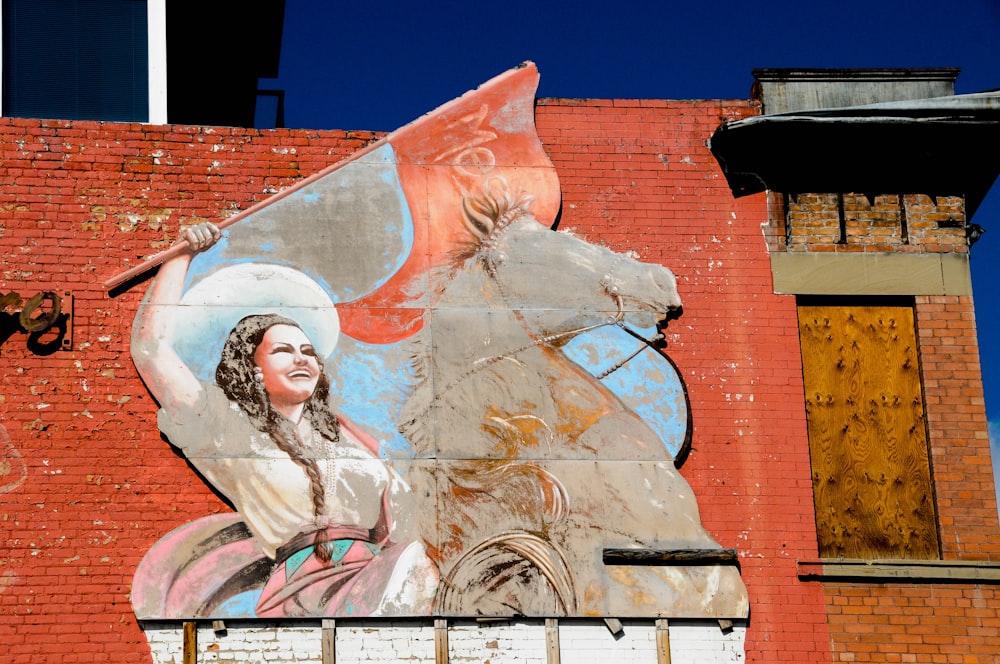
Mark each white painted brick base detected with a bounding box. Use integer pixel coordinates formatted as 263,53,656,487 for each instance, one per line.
142,620,746,664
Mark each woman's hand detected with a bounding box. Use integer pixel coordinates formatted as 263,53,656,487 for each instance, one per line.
133,221,220,410
179,222,222,253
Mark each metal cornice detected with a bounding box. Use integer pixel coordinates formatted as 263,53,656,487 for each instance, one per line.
709,92,1000,218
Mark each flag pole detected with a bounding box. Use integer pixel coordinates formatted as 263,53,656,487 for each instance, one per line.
102,139,387,291
103,63,537,291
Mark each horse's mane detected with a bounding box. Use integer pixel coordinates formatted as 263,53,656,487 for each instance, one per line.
453,178,535,266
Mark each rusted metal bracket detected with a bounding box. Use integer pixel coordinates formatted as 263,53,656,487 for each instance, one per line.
0,289,73,352
602,548,739,566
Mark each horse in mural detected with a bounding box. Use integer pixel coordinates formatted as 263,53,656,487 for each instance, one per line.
129,176,747,620
126,61,747,621
399,179,748,617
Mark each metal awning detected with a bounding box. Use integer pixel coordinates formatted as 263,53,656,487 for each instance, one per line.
709,92,1000,217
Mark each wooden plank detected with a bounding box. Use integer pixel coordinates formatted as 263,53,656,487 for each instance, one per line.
602,548,738,565
655,619,671,664
603,618,624,636
321,619,336,664
798,304,939,559
182,621,196,664
798,559,1000,583
434,619,449,664
545,618,561,664
769,252,970,296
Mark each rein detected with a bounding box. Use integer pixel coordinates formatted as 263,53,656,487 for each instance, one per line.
596,321,666,379
473,293,626,370
482,236,666,379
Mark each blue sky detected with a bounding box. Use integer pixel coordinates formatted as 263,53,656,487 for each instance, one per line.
259,0,1000,498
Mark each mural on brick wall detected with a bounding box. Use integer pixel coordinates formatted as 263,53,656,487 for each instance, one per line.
0,423,27,495
128,63,749,619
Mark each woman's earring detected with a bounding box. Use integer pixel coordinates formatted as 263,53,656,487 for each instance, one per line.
253,366,268,407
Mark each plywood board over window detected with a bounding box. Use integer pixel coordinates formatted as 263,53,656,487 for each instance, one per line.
798,301,940,560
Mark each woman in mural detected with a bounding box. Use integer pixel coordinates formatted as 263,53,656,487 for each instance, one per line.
132,222,438,618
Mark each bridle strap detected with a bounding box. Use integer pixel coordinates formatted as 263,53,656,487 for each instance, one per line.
479,220,665,378
595,321,666,379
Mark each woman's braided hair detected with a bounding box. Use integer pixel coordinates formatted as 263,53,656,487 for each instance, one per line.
215,314,341,561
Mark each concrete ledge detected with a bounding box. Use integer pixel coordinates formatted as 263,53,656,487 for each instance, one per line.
771,252,971,296
798,559,1000,583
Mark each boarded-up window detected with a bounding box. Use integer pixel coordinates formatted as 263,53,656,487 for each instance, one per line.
798,300,940,559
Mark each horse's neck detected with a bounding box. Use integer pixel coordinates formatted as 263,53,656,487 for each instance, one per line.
400,259,635,455
400,266,545,450
417,257,615,375
423,266,541,373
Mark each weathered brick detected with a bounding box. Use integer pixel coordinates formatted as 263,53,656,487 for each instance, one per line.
1,96,996,664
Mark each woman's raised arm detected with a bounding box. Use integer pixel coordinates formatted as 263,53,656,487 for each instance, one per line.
132,223,221,412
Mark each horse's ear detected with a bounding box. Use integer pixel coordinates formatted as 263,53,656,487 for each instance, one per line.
461,195,497,243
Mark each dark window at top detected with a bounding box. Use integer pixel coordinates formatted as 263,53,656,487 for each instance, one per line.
3,0,149,122
166,0,284,127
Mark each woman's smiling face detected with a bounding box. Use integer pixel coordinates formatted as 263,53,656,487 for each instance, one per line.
253,324,320,414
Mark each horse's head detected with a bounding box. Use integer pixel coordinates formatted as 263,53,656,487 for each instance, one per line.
456,181,682,339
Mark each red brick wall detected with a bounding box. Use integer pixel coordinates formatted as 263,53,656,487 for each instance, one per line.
1,101,997,663
760,179,1000,659
823,584,1000,663
808,294,1000,663
916,294,1000,560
